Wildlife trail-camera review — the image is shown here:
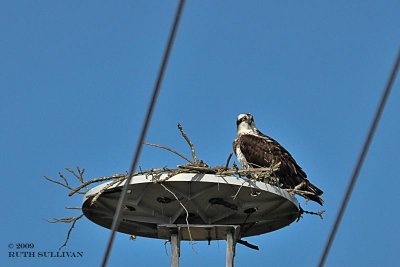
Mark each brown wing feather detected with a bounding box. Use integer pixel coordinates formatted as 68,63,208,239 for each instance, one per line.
238,134,323,202
239,134,304,179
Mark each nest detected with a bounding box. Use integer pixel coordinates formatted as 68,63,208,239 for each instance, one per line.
45,123,324,250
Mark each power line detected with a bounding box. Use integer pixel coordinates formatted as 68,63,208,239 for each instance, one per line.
318,48,400,267
100,1,186,266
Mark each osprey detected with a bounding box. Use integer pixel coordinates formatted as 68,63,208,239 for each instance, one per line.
233,113,324,205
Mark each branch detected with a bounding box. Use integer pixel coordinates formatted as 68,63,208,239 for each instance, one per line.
69,174,127,196
232,180,247,200
225,152,233,170
160,183,196,251
144,142,192,163
80,167,173,205
44,175,73,191
44,167,89,195
46,214,84,250
58,172,70,187
177,165,280,176
178,123,199,163
90,177,127,205
66,167,85,184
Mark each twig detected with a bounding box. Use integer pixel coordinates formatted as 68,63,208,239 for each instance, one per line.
78,167,85,181
44,175,69,189
232,180,247,200
46,214,84,250
65,206,82,210
59,214,83,250
45,168,89,195
90,177,127,205
58,172,70,187
144,142,192,163
160,183,195,250
225,153,233,170
66,167,85,184
69,174,127,196
69,167,175,197
46,217,80,223
177,123,199,163
44,175,82,193
177,165,278,176
62,164,319,206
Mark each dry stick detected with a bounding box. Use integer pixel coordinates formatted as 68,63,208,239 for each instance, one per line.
178,165,278,175
46,214,84,250
159,183,196,251
177,165,224,174
68,174,127,196
58,214,83,250
67,165,283,199
69,167,172,197
232,180,247,200
66,167,84,183
58,172,70,187
225,152,233,170
77,167,85,181
61,162,320,213
46,217,81,223
151,169,185,183
67,167,87,190
90,177,129,205
88,168,173,206
44,175,81,193
76,167,86,184
177,123,199,163
144,142,192,163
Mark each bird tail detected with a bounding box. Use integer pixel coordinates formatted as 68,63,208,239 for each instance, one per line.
306,193,324,206
304,180,324,205
306,180,323,196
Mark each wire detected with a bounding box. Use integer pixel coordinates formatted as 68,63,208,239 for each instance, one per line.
100,1,186,266
318,48,400,267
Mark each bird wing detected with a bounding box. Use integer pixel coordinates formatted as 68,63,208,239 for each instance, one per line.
239,134,306,176
236,133,324,204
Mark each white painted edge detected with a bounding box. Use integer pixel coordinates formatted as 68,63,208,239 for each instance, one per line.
83,173,299,208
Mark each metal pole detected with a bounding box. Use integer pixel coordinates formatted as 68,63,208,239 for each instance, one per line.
226,231,235,267
171,232,180,267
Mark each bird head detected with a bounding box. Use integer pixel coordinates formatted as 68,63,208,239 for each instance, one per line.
236,113,257,134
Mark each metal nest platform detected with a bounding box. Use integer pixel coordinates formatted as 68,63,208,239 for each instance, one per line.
82,173,300,240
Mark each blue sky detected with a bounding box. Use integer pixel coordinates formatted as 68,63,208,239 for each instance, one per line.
1,1,399,266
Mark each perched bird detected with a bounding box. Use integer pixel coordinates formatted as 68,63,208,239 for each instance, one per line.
233,113,324,205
